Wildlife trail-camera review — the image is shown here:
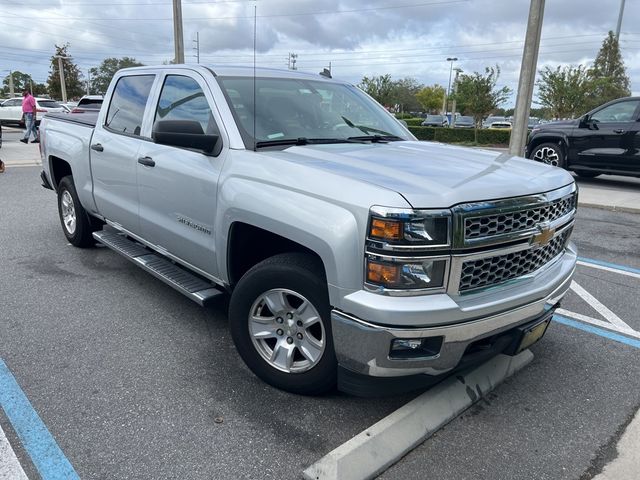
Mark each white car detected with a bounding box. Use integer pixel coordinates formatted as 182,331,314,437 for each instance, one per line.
0,97,68,126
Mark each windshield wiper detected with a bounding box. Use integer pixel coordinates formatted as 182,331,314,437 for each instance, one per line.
255,137,366,148
340,116,403,141
347,134,403,143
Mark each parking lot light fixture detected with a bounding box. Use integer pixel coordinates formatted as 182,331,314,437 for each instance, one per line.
444,57,458,117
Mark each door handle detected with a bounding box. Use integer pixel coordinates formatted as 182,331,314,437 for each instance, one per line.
90,143,104,152
137,156,155,167
613,129,625,134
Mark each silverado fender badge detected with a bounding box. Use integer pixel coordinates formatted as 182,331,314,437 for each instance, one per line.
531,223,555,247
176,214,213,236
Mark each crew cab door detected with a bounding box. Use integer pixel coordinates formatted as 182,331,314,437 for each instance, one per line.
136,72,226,276
90,74,157,232
569,98,640,174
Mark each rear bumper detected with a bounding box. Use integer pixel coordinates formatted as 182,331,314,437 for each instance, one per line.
331,246,575,383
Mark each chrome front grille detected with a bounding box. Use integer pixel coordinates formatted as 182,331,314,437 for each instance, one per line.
458,228,572,292
464,194,576,240
449,183,577,294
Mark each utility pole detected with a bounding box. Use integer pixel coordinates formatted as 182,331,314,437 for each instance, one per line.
87,69,91,95
616,0,626,40
508,0,545,156
193,31,200,64
9,70,14,97
288,53,298,70
54,55,68,103
172,0,185,63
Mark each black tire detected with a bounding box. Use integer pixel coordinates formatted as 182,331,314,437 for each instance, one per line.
531,142,566,168
575,171,600,179
57,175,100,247
229,253,337,395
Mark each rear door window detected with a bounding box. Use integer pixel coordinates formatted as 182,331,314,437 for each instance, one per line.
105,75,155,136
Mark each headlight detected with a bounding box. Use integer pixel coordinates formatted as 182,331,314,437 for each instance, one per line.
368,207,451,249
366,257,448,291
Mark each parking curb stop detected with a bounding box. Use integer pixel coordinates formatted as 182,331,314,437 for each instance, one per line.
303,350,534,480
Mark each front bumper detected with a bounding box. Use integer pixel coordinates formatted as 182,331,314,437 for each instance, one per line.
331,245,575,380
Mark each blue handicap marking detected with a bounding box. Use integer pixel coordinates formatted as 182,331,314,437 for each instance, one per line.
553,315,640,349
0,358,79,480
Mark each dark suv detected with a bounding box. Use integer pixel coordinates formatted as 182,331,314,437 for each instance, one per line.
526,97,640,178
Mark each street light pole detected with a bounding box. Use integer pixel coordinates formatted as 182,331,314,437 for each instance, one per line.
9,70,14,97
173,0,185,63
616,0,626,40
508,0,545,156
443,57,458,118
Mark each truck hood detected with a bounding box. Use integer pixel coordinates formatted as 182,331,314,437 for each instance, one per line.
270,141,574,208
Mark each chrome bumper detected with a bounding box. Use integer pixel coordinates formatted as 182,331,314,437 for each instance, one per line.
331,248,575,378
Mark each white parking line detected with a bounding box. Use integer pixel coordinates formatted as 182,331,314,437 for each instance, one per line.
577,260,640,280
0,424,28,480
556,260,640,341
569,281,632,331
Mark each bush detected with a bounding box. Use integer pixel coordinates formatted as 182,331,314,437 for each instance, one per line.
394,112,414,119
407,126,510,145
477,129,510,145
408,126,435,140
403,118,424,127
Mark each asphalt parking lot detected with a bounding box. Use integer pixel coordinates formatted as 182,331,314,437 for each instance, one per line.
1,144,639,478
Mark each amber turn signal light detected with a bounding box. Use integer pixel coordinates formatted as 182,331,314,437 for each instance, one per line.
367,260,400,286
369,218,402,241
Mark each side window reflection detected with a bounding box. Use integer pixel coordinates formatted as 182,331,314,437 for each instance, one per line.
154,75,219,136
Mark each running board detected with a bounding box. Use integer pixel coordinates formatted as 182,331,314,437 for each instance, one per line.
93,231,224,306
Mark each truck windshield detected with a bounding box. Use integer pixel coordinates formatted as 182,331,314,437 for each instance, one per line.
216,76,412,149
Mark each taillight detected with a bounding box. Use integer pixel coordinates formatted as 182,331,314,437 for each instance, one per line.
71,108,84,113
36,108,47,113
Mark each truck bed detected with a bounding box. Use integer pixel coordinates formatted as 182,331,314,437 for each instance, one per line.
45,112,98,128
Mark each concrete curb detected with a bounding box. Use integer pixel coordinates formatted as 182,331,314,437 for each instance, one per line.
578,202,640,215
303,350,534,480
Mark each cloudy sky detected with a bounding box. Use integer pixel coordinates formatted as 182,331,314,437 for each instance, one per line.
0,0,638,105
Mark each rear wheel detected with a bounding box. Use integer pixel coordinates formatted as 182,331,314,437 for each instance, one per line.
57,176,101,247
531,142,565,168
229,253,337,395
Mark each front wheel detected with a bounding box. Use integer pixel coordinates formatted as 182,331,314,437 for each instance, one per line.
531,142,565,168
229,253,337,395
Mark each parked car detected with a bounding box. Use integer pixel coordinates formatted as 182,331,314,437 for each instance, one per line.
421,114,448,127
71,95,103,113
454,116,475,128
0,97,67,126
526,96,640,178
40,65,577,396
482,116,511,129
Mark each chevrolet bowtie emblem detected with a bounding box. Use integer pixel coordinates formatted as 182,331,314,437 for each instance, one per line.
531,224,555,246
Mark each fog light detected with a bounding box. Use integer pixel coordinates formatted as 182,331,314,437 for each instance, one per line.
389,336,443,359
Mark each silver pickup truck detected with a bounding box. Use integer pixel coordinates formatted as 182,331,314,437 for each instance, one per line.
39,65,577,396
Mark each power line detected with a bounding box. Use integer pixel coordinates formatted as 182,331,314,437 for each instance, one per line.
15,0,470,21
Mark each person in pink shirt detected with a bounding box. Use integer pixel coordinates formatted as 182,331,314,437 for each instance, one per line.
20,89,38,144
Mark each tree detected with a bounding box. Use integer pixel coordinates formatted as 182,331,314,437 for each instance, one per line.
416,84,446,113
388,77,423,112
587,31,631,108
89,57,144,95
536,65,591,119
358,74,394,106
453,66,511,142
2,71,32,95
47,43,84,100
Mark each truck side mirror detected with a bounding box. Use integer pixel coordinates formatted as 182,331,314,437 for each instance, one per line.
152,119,220,155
